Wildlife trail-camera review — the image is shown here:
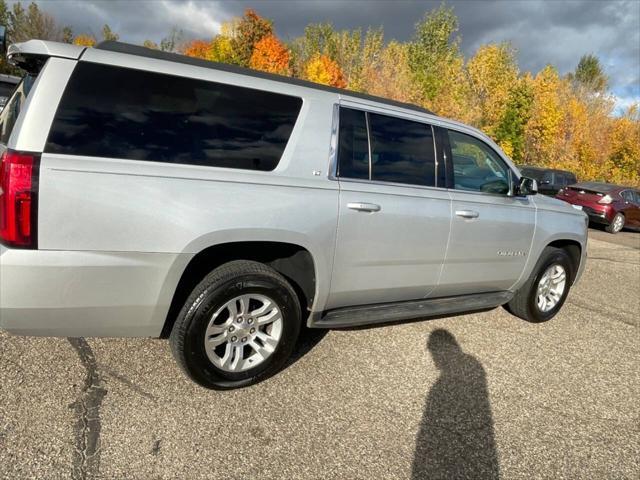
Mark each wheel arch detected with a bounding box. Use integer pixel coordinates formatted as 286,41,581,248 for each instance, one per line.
546,239,582,284
160,241,317,338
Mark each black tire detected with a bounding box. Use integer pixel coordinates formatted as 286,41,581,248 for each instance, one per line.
605,213,624,234
169,260,301,389
504,247,573,323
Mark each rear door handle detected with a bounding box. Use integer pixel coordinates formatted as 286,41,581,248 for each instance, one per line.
455,209,479,219
347,202,381,213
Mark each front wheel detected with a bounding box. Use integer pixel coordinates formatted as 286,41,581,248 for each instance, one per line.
505,247,573,323
605,213,624,234
170,260,301,389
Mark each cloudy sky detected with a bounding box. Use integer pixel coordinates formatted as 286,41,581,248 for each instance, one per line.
26,0,640,111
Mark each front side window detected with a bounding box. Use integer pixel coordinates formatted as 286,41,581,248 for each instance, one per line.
448,130,510,194
621,190,634,203
46,63,302,171
368,112,436,187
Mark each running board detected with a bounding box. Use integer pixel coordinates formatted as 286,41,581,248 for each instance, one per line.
314,291,513,328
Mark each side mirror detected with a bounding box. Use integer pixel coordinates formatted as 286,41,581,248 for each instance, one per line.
0,26,6,55
516,176,538,196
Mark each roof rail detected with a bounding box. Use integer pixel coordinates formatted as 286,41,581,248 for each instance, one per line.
95,41,435,117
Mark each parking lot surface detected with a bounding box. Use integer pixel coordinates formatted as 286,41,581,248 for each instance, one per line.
1,234,639,479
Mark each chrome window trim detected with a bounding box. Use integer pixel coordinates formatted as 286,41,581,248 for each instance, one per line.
364,111,372,180
328,103,340,180
337,176,452,194
430,124,438,188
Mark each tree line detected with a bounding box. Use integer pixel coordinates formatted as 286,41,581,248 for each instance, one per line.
1,2,638,185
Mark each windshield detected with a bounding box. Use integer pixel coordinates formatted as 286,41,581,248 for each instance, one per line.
0,74,36,145
520,168,549,182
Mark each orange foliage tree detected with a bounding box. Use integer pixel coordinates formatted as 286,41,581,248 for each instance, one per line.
304,54,346,88
183,39,211,60
73,34,96,47
249,34,291,75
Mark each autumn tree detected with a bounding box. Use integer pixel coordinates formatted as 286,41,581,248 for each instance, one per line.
467,43,519,137
232,9,273,66
524,66,566,166
143,39,159,50
249,34,291,75
209,34,235,63
7,1,61,42
73,34,96,47
362,41,419,103
408,5,461,103
102,24,119,42
183,39,211,60
608,105,640,184
494,76,534,161
569,54,608,93
61,26,73,43
305,54,347,88
160,28,183,52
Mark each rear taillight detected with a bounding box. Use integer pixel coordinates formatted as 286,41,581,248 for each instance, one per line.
597,195,613,205
0,149,40,248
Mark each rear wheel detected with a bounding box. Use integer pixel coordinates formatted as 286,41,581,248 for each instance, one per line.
605,213,624,234
505,247,573,323
170,260,301,389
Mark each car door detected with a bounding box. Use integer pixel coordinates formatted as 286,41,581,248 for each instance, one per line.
327,104,451,310
621,190,640,226
433,128,536,297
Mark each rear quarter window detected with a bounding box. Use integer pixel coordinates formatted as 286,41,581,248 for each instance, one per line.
46,62,303,171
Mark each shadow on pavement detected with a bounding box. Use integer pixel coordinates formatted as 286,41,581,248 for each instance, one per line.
412,329,499,480
284,326,328,368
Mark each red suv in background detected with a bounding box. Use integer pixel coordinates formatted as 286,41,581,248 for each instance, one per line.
557,182,640,234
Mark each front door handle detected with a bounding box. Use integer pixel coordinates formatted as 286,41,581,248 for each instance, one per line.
455,209,479,219
348,202,381,213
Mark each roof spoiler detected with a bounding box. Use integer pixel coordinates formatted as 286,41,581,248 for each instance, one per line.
5,39,85,74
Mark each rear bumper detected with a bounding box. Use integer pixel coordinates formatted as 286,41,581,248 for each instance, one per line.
582,205,614,225
0,246,190,337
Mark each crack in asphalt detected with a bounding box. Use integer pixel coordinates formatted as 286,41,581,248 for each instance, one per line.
587,256,640,266
68,338,107,480
567,299,638,327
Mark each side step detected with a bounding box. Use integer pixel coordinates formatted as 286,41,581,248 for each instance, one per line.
315,291,513,328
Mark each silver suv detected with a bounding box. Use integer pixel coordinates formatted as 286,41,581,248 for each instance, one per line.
0,40,588,389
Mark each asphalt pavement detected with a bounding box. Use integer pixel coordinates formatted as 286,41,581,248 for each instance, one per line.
1,234,639,479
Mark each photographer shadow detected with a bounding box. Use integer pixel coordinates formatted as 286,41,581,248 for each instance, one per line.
412,329,499,480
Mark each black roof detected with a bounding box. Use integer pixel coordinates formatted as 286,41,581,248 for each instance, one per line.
570,181,632,192
94,41,435,117
518,165,575,175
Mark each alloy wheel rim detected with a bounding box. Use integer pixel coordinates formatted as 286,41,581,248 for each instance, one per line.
536,264,567,312
613,215,624,232
204,294,283,372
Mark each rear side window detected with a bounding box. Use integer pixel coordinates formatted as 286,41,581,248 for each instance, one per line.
0,75,36,145
46,63,302,171
557,172,576,186
337,108,369,180
368,112,436,187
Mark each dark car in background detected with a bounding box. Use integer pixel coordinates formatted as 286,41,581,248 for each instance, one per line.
0,73,20,109
557,182,640,234
519,166,578,196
